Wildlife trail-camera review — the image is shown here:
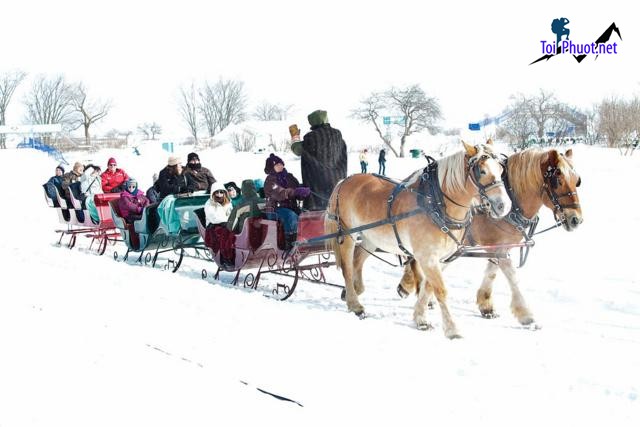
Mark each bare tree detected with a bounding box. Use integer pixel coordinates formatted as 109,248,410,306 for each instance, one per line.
253,101,293,121
23,75,78,132
498,96,536,150
0,70,27,148
199,78,247,137
230,129,257,152
597,96,633,149
178,83,200,144
70,83,111,145
352,84,441,157
137,122,162,140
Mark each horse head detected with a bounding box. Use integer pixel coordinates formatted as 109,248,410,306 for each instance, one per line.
541,148,583,231
463,140,511,219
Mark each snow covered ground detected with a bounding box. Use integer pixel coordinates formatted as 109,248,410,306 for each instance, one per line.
0,143,638,426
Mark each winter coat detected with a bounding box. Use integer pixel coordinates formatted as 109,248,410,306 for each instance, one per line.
80,167,103,196
44,175,64,201
61,170,83,200
204,200,233,226
117,189,150,221
299,123,347,210
183,165,217,193
359,152,368,163
264,170,300,213
227,180,265,233
101,168,129,193
378,150,386,162
154,167,195,201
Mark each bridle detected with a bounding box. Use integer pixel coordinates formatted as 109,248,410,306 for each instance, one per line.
454,147,506,208
542,161,581,225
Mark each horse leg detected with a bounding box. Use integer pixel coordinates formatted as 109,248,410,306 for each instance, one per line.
411,262,434,330
497,258,535,325
476,260,501,318
397,259,417,298
352,244,372,296
338,237,365,317
416,258,461,338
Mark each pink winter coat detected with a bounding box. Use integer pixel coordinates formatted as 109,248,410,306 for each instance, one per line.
117,189,150,221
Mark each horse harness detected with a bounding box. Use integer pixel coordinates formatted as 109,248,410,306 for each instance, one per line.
326,148,503,260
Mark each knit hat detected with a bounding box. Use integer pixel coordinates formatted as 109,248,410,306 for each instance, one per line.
107,157,117,166
224,181,241,194
125,178,138,193
264,153,284,174
56,164,65,174
187,152,199,162
167,155,181,166
240,179,259,199
307,110,328,126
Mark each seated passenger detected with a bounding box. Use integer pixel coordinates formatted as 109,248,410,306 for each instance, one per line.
61,162,85,203
117,178,150,223
205,186,233,227
146,173,161,204
80,164,104,223
263,153,311,248
227,179,265,234
204,186,234,267
224,181,243,207
44,164,65,204
101,157,129,193
154,155,194,201
183,152,216,193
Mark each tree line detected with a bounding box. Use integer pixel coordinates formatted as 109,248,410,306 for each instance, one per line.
1,70,637,156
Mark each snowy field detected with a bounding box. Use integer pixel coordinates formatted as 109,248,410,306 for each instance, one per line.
0,143,638,426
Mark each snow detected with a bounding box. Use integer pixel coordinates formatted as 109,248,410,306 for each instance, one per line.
0,143,639,426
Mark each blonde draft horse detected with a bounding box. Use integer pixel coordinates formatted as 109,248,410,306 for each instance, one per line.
397,147,583,326
325,141,511,339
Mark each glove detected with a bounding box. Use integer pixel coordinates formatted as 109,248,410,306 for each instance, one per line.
294,187,311,199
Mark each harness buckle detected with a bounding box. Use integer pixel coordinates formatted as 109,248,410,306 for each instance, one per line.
441,225,450,234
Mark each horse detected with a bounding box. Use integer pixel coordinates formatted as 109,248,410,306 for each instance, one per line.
397,147,583,326
325,141,511,339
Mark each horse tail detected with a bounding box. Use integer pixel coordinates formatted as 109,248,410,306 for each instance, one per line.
325,180,343,271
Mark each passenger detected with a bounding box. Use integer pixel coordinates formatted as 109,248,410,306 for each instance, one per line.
101,157,129,193
290,109,348,210
224,181,243,207
204,186,234,267
154,155,194,201
227,179,265,234
80,164,103,197
183,152,216,193
146,173,161,204
204,186,233,227
263,153,311,248
117,178,150,223
44,164,65,203
61,162,85,203
80,164,104,223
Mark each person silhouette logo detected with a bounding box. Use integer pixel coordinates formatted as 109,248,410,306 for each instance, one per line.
551,18,570,52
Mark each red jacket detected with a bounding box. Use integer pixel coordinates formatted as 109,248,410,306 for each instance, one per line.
101,168,129,192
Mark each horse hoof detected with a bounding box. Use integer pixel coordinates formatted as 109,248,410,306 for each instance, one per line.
447,333,463,340
417,322,434,331
340,288,346,301
354,311,366,320
397,284,409,299
519,317,536,326
480,310,499,319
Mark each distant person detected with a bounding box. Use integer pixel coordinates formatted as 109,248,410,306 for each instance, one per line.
378,148,386,175
263,153,310,249
224,181,243,207
183,152,216,193
0,136,6,149
101,157,129,193
117,178,150,223
290,109,347,210
44,164,65,203
154,156,194,201
359,149,369,173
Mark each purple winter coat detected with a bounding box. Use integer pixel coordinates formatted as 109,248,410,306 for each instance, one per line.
118,189,150,221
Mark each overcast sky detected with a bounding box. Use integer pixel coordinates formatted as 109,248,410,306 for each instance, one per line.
2,0,637,138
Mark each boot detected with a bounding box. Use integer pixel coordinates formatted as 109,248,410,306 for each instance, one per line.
284,232,297,251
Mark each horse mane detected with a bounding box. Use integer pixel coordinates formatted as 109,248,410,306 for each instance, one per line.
437,150,467,194
507,148,546,198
